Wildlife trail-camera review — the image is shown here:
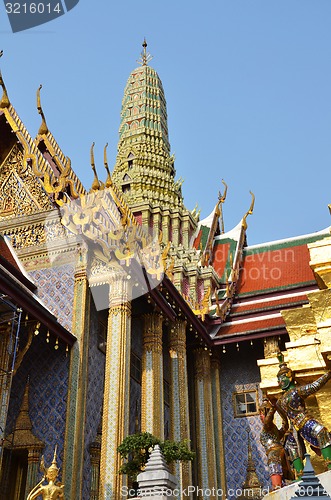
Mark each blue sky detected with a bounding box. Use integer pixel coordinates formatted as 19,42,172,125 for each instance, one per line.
1,1,331,245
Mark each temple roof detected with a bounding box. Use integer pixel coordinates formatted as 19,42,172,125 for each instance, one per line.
210,228,330,344
0,235,75,345
0,71,85,219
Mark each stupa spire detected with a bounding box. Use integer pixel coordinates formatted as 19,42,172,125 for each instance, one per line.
112,44,185,210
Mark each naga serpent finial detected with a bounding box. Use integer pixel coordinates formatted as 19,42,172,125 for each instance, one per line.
36,84,49,135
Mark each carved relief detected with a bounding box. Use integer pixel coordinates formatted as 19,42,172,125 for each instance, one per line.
3,219,67,250
0,144,53,218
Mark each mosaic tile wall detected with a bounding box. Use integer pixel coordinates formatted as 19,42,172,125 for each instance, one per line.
83,303,106,499
219,342,269,497
6,328,69,477
29,264,75,331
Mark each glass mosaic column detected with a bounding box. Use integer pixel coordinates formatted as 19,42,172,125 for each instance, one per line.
63,247,91,499
210,356,227,496
89,424,101,500
99,275,132,499
193,347,217,499
24,447,44,499
0,323,11,471
141,312,164,439
169,320,193,498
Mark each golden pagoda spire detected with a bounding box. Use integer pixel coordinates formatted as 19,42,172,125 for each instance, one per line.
104,143,112,188
36,84,49,135
236,432,262,499
15,379,33,431
0,51,10,109
138,38,153,66
90,142,100,191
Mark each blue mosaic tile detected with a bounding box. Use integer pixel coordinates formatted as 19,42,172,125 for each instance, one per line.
6,329,69,480
220,344,269,498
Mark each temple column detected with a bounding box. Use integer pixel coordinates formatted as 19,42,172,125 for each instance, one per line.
210,356,227,497
193,348,217,499
63,246,91,499
162,213,170,244
0,323,11,470
172,217,180,247
173,269,182,291
188,273,197,303
24,447,44,499
141,312,164,439
89,434,101,500
182,218,190,248
169,320,193,499
99,274,132,499
153,211,161,239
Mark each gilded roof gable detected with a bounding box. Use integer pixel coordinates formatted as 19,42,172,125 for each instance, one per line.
0,142,53,218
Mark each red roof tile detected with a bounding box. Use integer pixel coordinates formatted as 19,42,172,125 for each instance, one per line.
238,244,314,294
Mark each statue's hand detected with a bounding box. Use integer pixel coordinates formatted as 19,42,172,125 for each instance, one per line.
267,394,277,407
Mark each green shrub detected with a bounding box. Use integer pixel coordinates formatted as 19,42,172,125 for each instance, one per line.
117,432,195,478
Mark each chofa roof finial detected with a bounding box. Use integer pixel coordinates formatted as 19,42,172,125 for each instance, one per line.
36,84,49,135
0,51,10,109
90,142,100,191
242,190,255,230
104,143,112,188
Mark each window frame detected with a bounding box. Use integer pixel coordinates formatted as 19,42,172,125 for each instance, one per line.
232,389,259,418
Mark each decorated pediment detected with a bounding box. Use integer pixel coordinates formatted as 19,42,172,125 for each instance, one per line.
0,144,53,218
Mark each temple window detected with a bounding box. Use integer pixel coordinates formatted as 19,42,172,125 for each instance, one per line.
122,184,131,193
233,389,258,417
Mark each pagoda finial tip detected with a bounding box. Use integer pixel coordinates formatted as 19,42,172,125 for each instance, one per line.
137,38,153,66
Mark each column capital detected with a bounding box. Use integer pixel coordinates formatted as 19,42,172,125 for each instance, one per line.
74,241,89,278
108,272,132,313
194,347,211,381
143,312,163,353
169,319,187,356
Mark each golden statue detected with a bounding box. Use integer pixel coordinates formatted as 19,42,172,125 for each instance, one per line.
27,447,65,500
